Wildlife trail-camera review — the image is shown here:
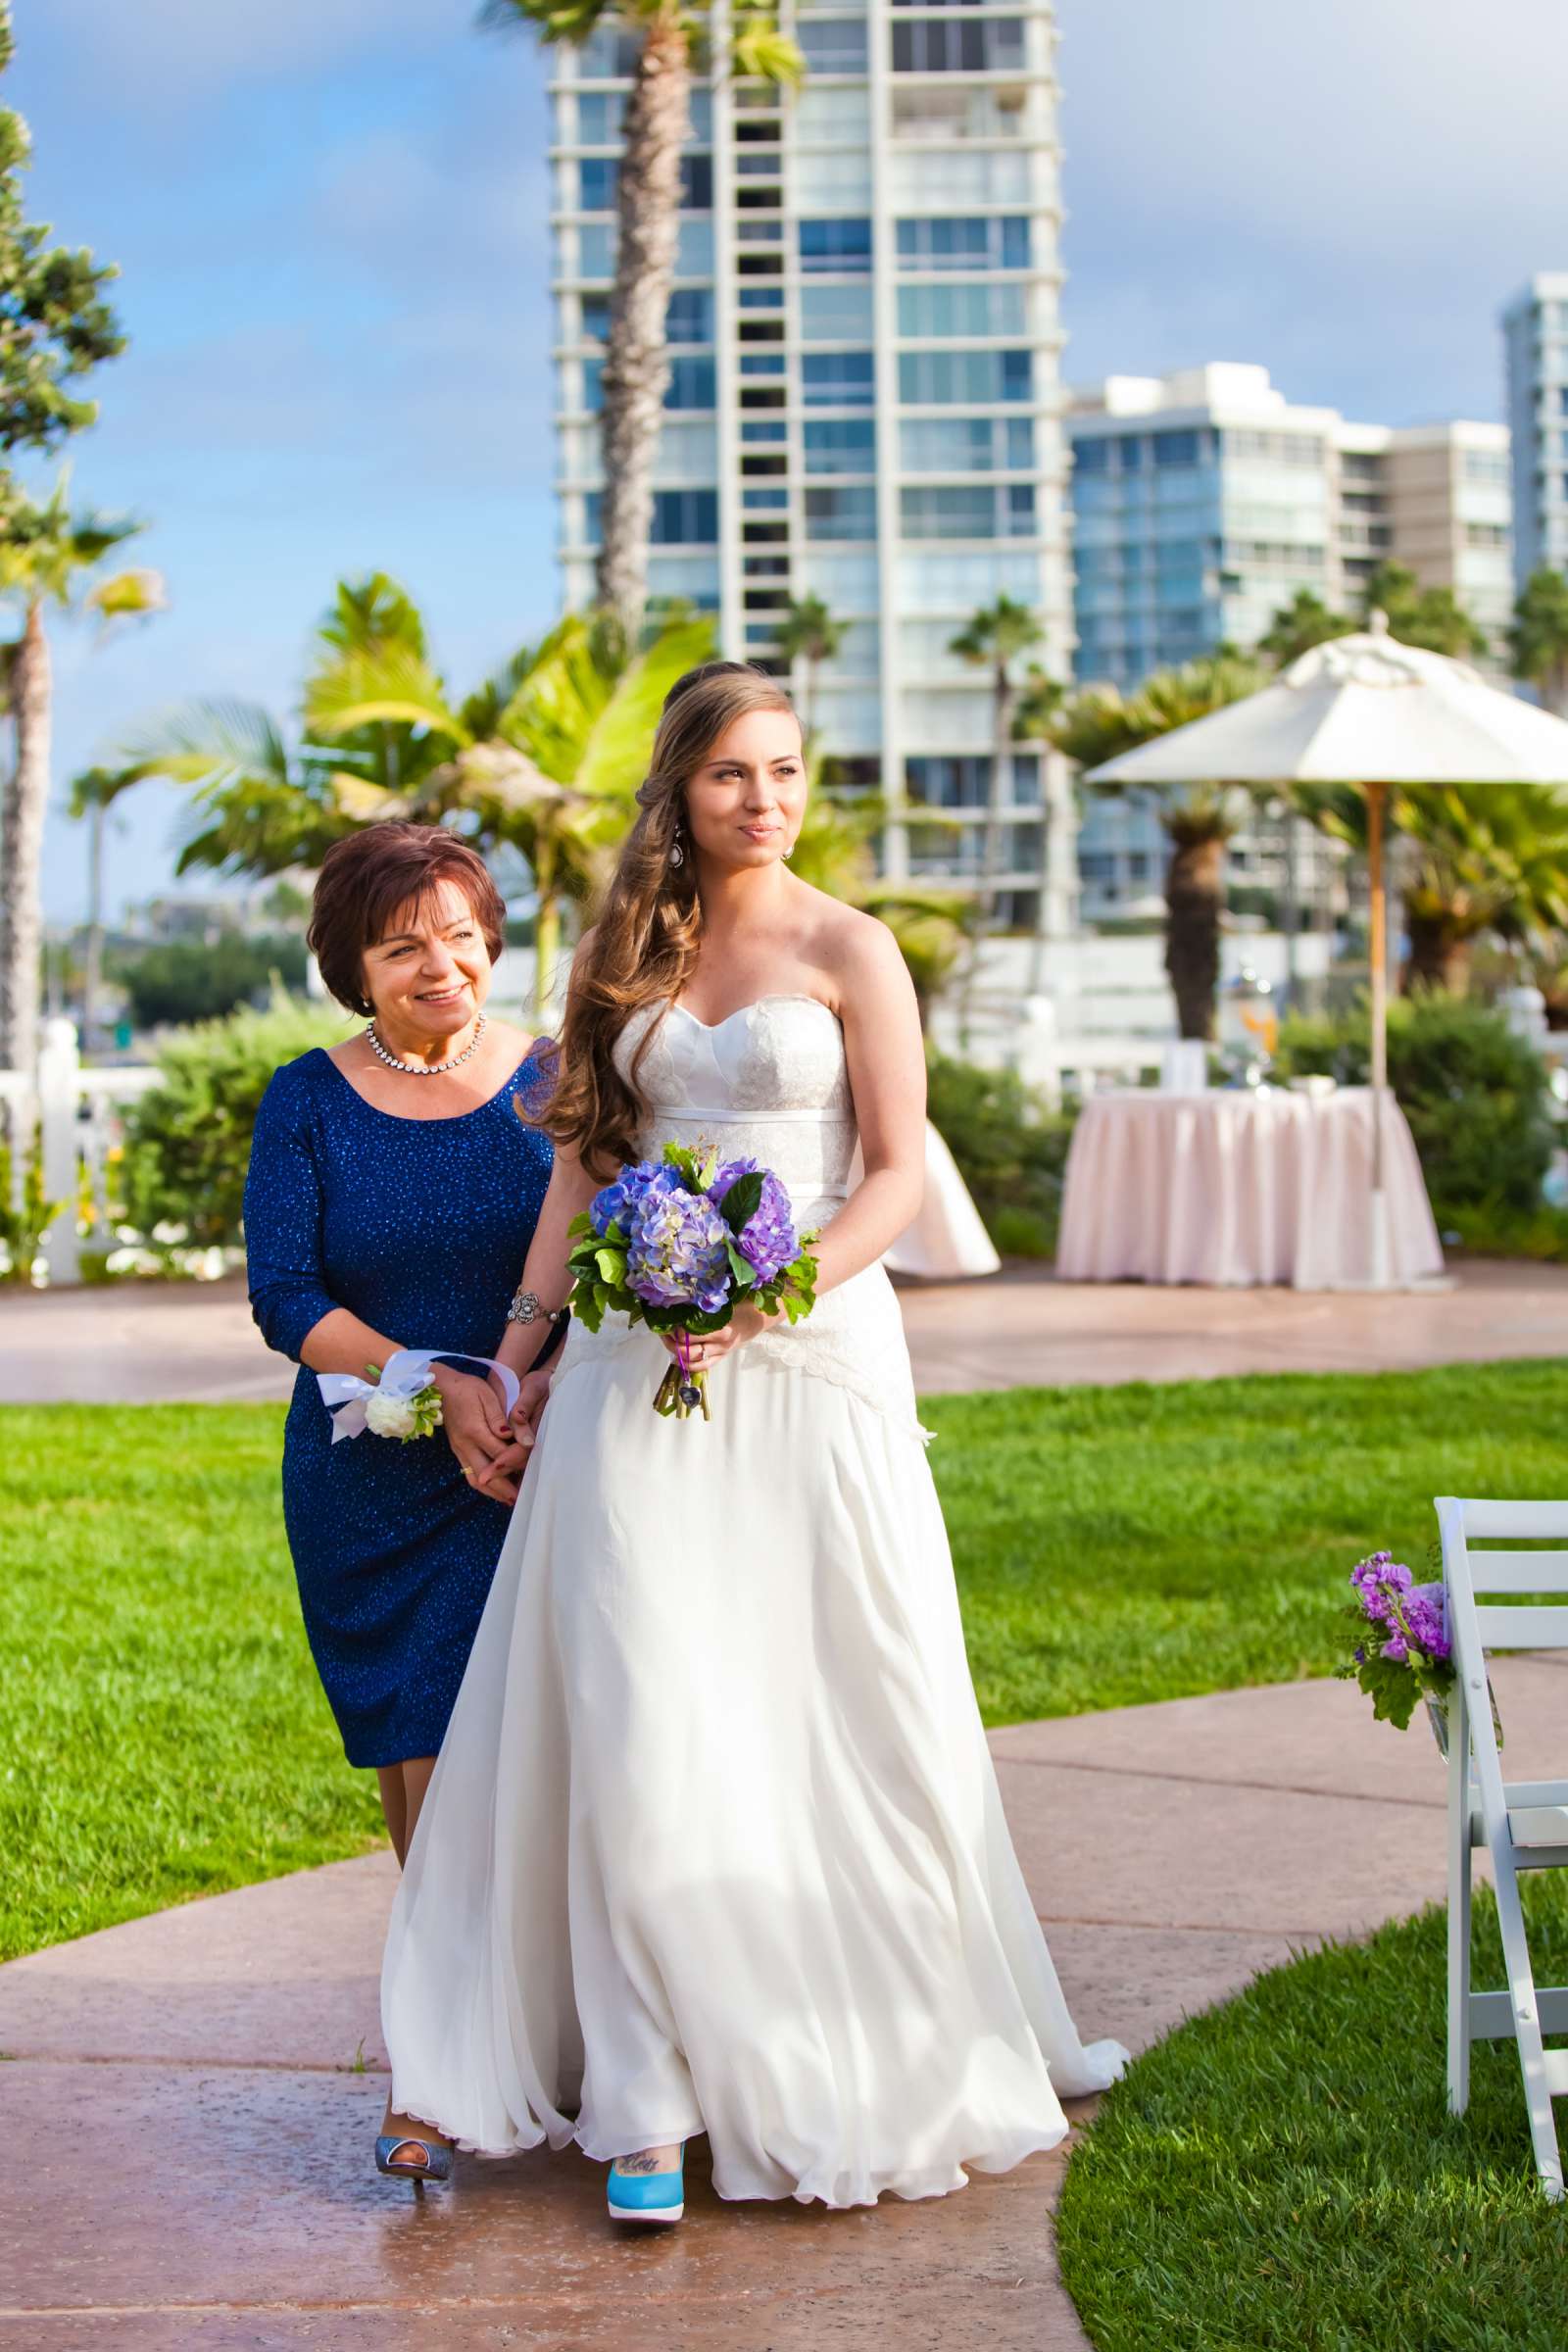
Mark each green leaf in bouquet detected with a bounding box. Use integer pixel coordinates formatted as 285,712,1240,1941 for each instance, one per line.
662,1143,702,1190
595,1246,626,1283
725,1239,755,1288
566,1210,593,1240
717,1170,764,1235
576,1288,606,1332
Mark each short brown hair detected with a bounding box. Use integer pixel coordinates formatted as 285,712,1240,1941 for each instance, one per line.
307,823,507,1017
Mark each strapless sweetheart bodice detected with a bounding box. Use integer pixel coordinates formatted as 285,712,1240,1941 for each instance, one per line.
555,994,925,1440
614,994,857,1222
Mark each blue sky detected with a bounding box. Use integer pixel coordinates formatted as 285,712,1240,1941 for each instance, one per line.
21,0,1568,920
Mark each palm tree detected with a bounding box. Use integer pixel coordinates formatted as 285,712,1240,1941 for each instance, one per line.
1300,781,1568,997
63,567,167,1056
1356,561,1489,662
775,594,844,741
1053,656,1266,1041
1257,588,1355,669
481,0,801,635
306,603,716,1013
1510,566,1568,717
0,481,145,1068
948,595,1043,934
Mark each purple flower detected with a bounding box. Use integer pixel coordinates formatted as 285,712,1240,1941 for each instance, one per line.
591,1159,680,1239
624,1182,734,1315
1403,1581,1450,1663
711,1155,799,1286
1383,1632,1409,1664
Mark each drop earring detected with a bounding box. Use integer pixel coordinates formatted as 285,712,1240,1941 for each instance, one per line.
670,832,685,869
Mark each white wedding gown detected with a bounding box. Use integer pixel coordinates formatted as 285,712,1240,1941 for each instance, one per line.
381,995,1125,2206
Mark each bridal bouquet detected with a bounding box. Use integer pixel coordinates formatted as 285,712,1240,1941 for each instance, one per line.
565,1143,817,1419
1335,1548,1457,1735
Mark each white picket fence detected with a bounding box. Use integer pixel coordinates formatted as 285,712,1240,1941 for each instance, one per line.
0,1019,161,1285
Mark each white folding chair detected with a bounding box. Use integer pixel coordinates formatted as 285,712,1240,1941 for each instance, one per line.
1438,1494,1568,2199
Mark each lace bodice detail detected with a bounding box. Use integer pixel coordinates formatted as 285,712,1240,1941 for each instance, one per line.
614,994,856,1221
556,994,926,1442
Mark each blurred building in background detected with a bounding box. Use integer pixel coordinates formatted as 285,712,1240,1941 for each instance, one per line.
1067,366,1511,921
550,0,1075,929
1503,273,1568,594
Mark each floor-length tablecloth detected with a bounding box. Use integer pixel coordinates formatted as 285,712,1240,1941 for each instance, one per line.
1055,1087,1445,1289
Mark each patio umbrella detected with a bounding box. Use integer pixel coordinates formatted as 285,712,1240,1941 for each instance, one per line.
1082,612,1568,1284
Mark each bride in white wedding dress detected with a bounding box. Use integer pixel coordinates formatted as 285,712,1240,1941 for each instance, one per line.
379,662,1124,2219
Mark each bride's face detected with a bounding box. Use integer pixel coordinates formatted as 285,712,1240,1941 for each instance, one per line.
683,708,806,873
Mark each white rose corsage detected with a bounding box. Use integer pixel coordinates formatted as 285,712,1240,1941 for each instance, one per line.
363,1365,443,1442
316,1348,520,1447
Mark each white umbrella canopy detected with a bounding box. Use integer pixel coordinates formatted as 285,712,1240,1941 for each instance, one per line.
1081,613,1568,1286
1082,612,1568,789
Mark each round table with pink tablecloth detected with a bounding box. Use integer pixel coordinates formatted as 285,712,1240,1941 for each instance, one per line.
1055,1086,1445,1289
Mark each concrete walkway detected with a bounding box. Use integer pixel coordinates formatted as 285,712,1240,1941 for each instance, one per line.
2,1655,1559,2350
5,1255,1567,1404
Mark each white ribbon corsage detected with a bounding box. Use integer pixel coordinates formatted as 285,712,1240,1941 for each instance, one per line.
317,1348,521,1446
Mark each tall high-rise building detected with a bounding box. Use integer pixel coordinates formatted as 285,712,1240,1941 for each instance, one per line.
551,1,1075,928
1502,273,1568,591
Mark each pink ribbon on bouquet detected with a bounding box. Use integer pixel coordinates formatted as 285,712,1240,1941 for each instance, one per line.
316,1349,520,1444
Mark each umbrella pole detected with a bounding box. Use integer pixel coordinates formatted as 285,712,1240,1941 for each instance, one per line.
1366,780,1390,1287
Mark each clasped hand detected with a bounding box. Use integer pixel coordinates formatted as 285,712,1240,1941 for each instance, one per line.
432,1363,530,1504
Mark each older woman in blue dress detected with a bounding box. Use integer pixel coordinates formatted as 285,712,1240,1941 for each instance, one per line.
243,822,557,2181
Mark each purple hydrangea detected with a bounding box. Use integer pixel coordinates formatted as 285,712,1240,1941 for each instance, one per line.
624,1181,734,1315
590,1159,680,1239
1403,1581,1451,1663
710,1156,800,1286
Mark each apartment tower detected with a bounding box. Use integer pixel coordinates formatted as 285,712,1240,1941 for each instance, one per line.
551,0,1073,928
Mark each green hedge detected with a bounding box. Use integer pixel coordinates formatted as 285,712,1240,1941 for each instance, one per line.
926,1050,1077,1258
1274,994,1554,1222
122,993,349,1250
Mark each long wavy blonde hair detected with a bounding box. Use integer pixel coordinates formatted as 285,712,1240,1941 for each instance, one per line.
545,660,800,1176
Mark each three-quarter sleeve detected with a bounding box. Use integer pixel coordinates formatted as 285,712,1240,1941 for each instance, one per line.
244,1061,339,1361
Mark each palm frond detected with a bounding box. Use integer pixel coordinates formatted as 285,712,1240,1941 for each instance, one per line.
305,644,471,746
119,697,297,794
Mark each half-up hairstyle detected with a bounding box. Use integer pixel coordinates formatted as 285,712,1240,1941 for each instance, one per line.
545,660,798,1176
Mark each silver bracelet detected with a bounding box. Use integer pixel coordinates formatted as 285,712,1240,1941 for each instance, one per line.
507,1286,564,1328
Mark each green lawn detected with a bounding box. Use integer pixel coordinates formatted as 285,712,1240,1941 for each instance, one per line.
2,1359,1565,1963
1057,1884,1568,2350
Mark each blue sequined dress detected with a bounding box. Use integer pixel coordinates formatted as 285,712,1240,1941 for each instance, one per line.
243,1043,555,1768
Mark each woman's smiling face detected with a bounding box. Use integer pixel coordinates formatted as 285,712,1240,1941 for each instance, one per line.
360,878,494,1043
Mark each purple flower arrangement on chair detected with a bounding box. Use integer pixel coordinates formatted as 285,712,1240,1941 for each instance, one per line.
565,1143,818,1419
1336,1548,1457,1737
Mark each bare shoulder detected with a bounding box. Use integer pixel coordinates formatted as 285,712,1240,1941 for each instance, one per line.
808,898,910,1003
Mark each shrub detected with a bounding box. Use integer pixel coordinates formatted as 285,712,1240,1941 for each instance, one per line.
1273,994,1553,1220
926,1051,1077,1260
115,931,309,1031
120,991,349,1250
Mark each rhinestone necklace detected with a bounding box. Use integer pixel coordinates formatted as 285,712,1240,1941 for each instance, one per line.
366,1012,487,1076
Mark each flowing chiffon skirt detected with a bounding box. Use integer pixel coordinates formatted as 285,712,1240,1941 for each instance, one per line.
381,1299,1125,2208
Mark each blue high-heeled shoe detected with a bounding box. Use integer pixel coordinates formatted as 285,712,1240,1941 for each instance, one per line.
607,2143,685,2226
375,2130,454,2184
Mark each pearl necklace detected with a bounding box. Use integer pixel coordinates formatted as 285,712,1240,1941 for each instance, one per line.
366,1012,487,1076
